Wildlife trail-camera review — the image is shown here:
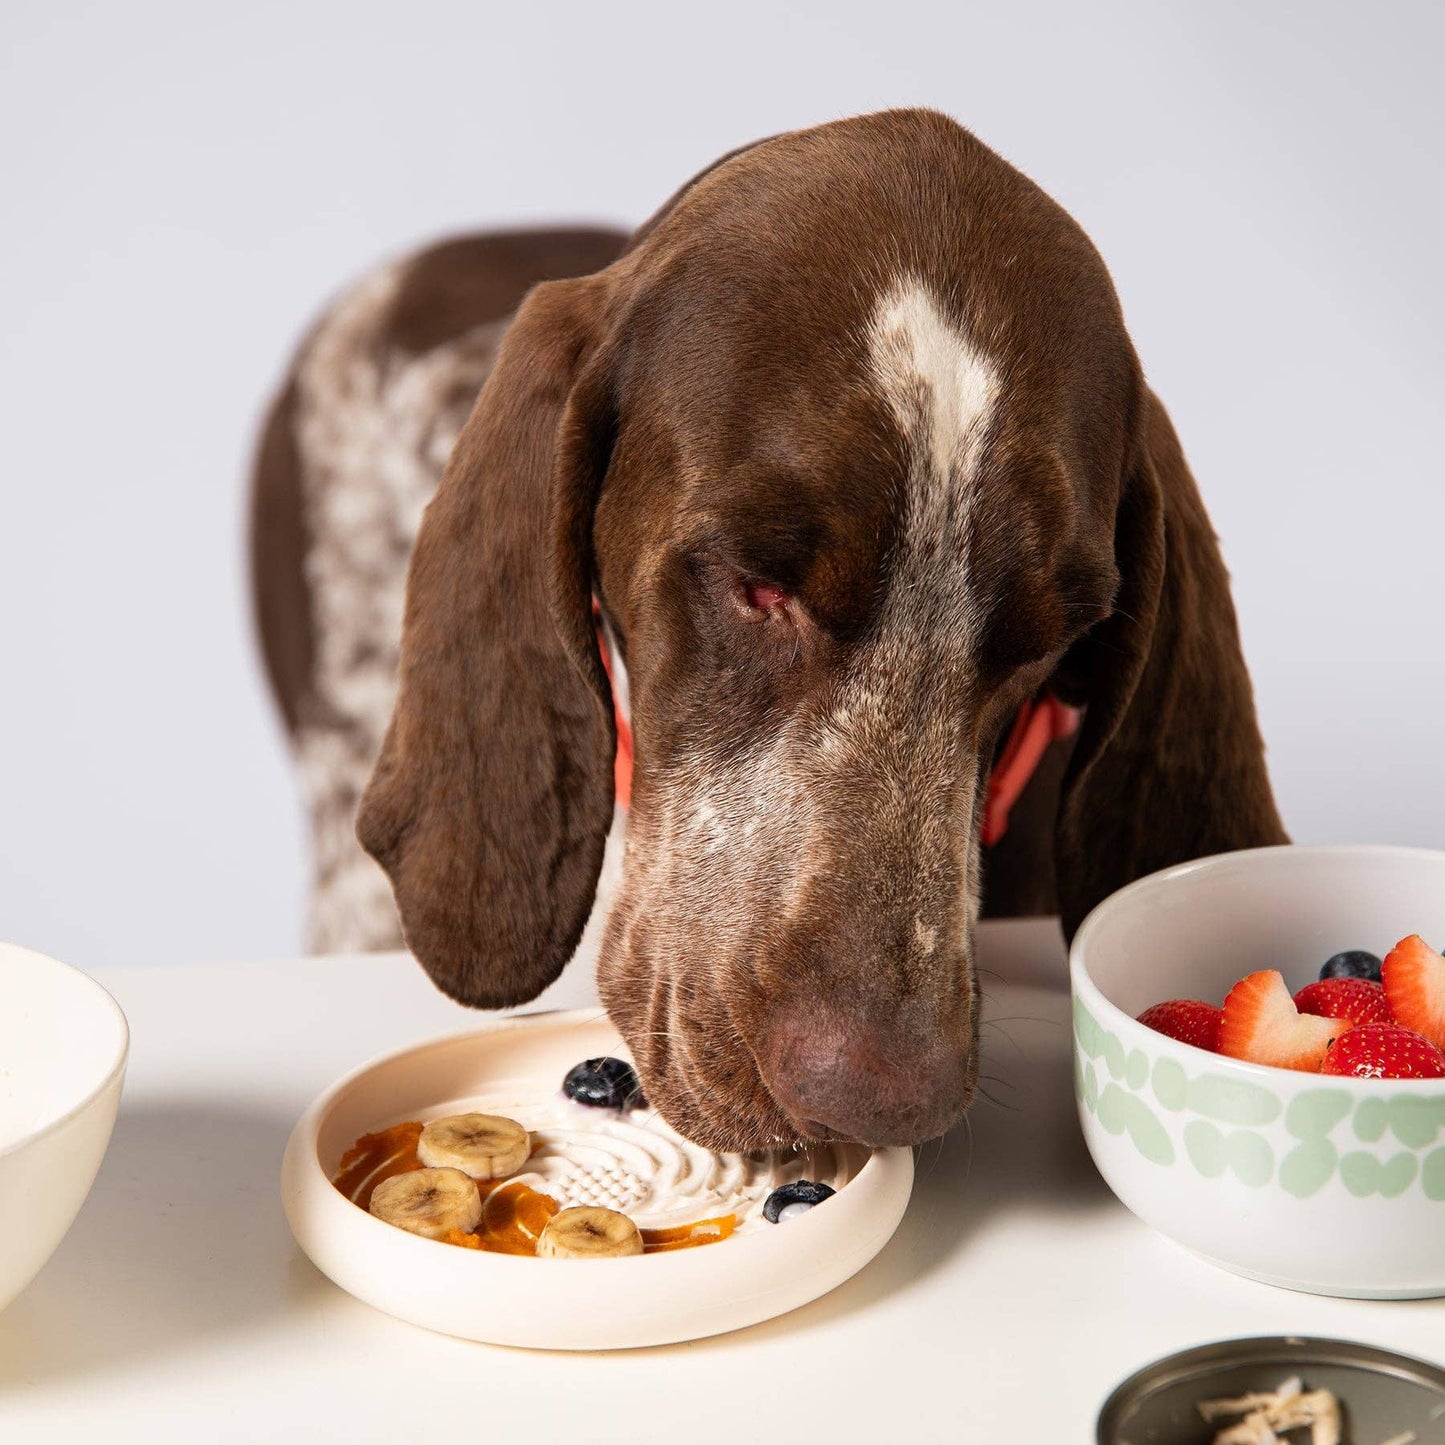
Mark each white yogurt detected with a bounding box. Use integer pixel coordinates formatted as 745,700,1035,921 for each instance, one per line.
426,1088,866,1234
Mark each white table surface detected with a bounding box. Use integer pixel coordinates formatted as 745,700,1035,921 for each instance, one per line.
2,919,1441,1442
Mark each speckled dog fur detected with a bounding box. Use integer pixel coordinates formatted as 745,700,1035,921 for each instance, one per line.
252,230,627,953
293,270,507,951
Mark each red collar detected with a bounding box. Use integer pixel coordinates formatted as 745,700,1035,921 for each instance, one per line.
596,619,1076,843
979,695,1079,845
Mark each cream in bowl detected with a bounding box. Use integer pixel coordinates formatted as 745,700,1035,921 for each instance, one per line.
1070,844,1445,1299
0,941,129,1310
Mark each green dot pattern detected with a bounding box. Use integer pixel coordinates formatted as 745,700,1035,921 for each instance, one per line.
1340,1151,1418,1199
1424,1149,1445,1202
1186,1074,1281,1127
1184,1120,1226,1177
1072,997,1445,1201
1287,1090,1352,1141
1280,1141,1337,1199
1152,1057,1187,1112
1096,1083,1175,1165
1353,1097,1389,1143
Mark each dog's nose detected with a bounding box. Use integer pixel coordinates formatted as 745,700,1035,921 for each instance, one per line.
758,1004,973,1146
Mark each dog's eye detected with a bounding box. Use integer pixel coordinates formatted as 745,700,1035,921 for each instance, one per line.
744,580,790,612
702,551,801,629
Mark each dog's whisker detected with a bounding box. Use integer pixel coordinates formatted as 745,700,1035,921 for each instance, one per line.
972,1079,1021,1112
978,1020,1035,1069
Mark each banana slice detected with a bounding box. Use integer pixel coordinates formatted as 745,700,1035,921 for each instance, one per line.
369,1167,481,1239
417,1113,531,1180
536,1206,644,1259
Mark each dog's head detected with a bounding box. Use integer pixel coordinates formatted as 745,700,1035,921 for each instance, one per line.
357,110,1285,1150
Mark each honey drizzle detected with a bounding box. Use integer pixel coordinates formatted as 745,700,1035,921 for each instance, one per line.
641,1215,737,1252
333,1120,735,1254
333,1121,424,1213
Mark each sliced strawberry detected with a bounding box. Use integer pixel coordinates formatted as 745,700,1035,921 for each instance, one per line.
1321,1023,1445,1080
1382,935,1445,1050
1137,999,1222,1051
1218,969,1348,1071
1293,978,1392,1029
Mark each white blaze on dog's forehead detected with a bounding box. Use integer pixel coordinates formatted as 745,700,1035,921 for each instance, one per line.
767,276,998,790
861,277,999,705
868,277,999,491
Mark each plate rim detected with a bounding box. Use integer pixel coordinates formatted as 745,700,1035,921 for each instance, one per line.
281,1008,915,1346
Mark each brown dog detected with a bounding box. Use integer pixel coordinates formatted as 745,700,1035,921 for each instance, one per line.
253,109,1286,1151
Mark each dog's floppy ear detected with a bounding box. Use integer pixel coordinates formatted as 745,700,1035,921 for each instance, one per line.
1054,389,1288,939
357,274,619,1007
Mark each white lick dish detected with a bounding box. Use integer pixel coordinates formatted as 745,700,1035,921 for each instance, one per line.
1071,844,1445,1298
281,1007,914,1349
0,941,129,1310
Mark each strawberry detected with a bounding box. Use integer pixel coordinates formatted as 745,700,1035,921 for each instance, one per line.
1381,935,1445,1050
1137,999,1222,1051
1293,978,1392,1029
1218,969,1349,1071
1321,1023,1445,1080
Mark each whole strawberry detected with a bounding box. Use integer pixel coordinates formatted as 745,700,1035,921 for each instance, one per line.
1321,1023,1445,1080
1137,999,1222,1051
1293,978,1391,1029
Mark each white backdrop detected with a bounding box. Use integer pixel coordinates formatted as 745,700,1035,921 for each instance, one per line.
3,1,1441,969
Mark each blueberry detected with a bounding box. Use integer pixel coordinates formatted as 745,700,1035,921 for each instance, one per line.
762,1180,836,1223
1320,950,1383,983
562,1057,645,1110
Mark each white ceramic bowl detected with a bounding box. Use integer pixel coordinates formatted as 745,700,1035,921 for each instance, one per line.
282,1008,914,1349
0,941,129,1310
1071,845,1445,1299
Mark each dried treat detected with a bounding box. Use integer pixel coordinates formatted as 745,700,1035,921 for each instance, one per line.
1198,1374,1340,1443
1194,1373,1423,1445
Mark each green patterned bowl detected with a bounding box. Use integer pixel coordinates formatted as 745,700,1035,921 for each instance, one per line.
1070,844,1445,1299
